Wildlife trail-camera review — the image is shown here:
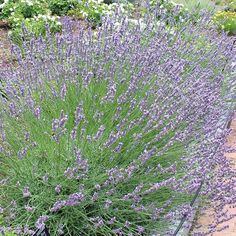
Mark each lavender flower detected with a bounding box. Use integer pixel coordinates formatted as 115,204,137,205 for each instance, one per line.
50,200,66,213
34,107,41,119
42,174,49,183
137,225,145,234
35,215,49,230
104,199,112,209
25,205,35,212
95,184,101,190
70,127,77,140
24,132,30,142
93,125,105,140
23,225,34,235
57,224,64,235
74,104,84,125
23,187,31,198
14,226,23,235
59,110,68,128
17,147,27,159
107,217,116,225
60,83,67,101
91,217,104,228
92,192,99,202
55,185,62,193
66,192,84,206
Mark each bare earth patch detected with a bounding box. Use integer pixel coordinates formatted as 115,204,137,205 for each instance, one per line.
191,113,236,235
0,21,11,68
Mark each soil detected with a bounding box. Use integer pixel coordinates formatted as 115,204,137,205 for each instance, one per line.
191,114,236,235
0,21,11,68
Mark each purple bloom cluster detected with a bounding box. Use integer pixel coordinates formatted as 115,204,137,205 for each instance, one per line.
51,110,68,142
50,191,84,212
35,215,48,230
22,187,31,198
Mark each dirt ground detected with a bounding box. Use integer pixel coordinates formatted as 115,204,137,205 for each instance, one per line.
191,113,236,235
0,21,11,68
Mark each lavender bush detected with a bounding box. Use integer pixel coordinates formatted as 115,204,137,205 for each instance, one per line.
0,5,236,236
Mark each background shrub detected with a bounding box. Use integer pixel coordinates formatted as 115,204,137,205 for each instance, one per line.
213,10,236,34
8,15,62,47
47,0,77,16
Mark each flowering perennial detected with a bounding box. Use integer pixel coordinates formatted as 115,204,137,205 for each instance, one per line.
0,5,236,236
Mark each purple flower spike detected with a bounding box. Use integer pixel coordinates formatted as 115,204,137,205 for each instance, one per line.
23,187,31,198
35,215,49,230
55,185,62,193
50,200,66,213
0,207,4,214
34,107,41,119
60,84,67,101
66,192,84,206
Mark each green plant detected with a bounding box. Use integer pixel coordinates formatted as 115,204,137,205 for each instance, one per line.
173,0,215,12
213,10,236,34
145,0,189,24
1,215,16,235
67,0,104,23
7,12,25,28
0,0,15,20
0,0,4,7
8,14,62,46
67,0,134,25
48,0,77,16
0,8,235,234
228,0,236,11
16,0,49,18
1,0,50,19
0,0,63,47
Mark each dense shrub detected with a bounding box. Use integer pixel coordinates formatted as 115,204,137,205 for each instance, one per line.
8,15,62,47
0,0,135,46
228,0,236,11
0,0,61,46
0,0,49,19
213,10,236,35
67,0,134,25
0,4,235,236
47,0,77,16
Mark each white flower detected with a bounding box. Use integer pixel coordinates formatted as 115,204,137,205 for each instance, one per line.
81,11,88,17
0,0,9,9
